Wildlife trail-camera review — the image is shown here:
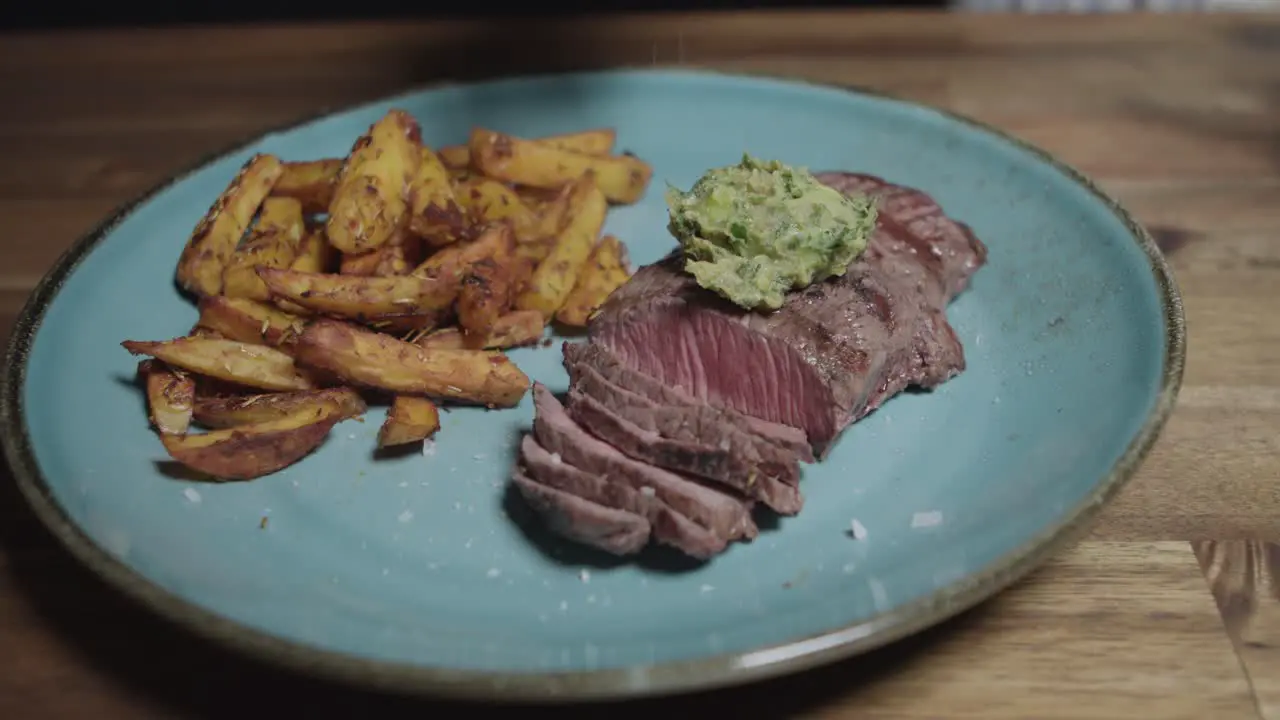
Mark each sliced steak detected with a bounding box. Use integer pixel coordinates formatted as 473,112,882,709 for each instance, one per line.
531,384,758,542
565,387,804,515
591,173,985,457
565,357,801,486
563,341,814,462
510,470,650,556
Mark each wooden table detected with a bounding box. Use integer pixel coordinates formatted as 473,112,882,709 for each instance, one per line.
2,11,1278,718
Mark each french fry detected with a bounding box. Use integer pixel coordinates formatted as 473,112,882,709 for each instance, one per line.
326,110,420,254
193,387,367,429
409,146,468,246
175,153,283,296
138,360,195,435
516,173,607,319
438,128,616,169
555,235,632,327
469,128,651,204
418,310,544,351
257,267,458,319
453,177,539,243
290,227,336,275
271,159,341,214
294,319,529,407
195,295,306,349
457,228,516,335
377,396,441,447
221,197,304,301
160,405,344,481
122,337,314,392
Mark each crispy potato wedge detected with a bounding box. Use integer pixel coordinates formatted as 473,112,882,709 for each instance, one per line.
439,128,616,169
453,177,538,242
176,153,283,296
339,226,423,277
192,387,366,429
196,295,306,349
469,128,651,204
138,360,195,435
160,406,343,481
122,337,313,392
418,310,545,351
365,311,449,337
271,159,341,214
555,234,632,327
377,395,441,448
409,146,468,246
257,267,457,319
222,197,304,301
290,227,336,275
295,319,529,407
516,173,607,319
457,229,516,334
326,110,420,254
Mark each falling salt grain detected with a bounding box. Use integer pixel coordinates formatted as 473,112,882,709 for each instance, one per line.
487,568,502,578
421,439,436,457
700,584,715,593
398,481,408,488
911,511,943,528
382,568,389,576
849,518,868,540
640,486,656,497
473,453,487,461
579,569,591,584
348,433,357,440
398,509,414,523
549,452,562,465
183,488,202,504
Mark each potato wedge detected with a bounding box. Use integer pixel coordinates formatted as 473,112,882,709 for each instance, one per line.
469,128,651,204
457,231,516,335
257,267,457,319
453,177,538,243
193,387,366,429
138,360,195,435
365,311,449,337
222,197,304,301
176,153,283,296
377,396,441,447
290,227,336,275
408,146,468,246
160,405,343,481
294,319,529,407
554,234,632,327
271,159,341,214
339,225,423,277
122,337,313,392
516,173,607,319
418,310,545,351
326,110,420,254
196,295,306,349
439,128,616,169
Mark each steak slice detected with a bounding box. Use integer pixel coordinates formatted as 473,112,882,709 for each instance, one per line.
531,383,757,542
563,340,814,462
510,470,650,556
566,357,801,486
591,173,984,456
519,435,729,559
565,387,804,515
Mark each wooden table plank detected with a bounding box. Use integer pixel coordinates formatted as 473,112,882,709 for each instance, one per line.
1,12,1278,717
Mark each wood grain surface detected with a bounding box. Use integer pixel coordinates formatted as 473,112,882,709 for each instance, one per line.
1,11,1278,718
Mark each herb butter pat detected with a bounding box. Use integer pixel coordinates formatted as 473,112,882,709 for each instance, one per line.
665,154,877,310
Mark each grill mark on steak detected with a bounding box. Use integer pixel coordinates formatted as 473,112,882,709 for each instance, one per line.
564,341,814,462
565,353,803,486
510,470,650,556
565,387,804,515
531,384,758,543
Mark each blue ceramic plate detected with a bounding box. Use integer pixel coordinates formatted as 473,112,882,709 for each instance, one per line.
2,69,1183,701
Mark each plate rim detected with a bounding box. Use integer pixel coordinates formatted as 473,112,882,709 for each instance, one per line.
0,67,1187,703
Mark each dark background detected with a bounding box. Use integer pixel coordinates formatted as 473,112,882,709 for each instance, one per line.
3,1,947,31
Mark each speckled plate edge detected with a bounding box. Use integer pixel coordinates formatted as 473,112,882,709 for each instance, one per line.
0,67,1186,703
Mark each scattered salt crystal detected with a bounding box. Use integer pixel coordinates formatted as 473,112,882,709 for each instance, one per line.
718,438,731,451
640,486,656,497
348,433,357,440
183,488,202,504
700,584,715,593
911,511,943,528
464,539,473,549
487,568,501,578
849,518,868,539
398,509,414,523
587,594,596,603
869,578,889,611
382,568,389,576
398,481,408,488
291,479,299,487
453,502,462,510
843,563,857,573
473,453,487,461
579,569,591,584
549,452,562,465
559,600,569,611
421,439,436,457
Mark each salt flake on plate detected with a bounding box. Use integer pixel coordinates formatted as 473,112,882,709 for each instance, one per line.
911,511,943,528
848,518,868,539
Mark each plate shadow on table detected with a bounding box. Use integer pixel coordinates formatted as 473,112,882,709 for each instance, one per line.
0,454,1020,717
